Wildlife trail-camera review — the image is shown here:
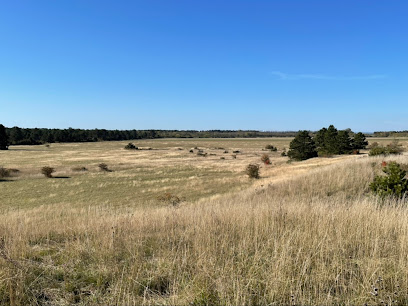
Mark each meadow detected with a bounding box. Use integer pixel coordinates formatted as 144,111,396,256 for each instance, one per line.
1,137,408,305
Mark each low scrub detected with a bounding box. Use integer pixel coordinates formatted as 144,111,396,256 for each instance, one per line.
41,166,55,178
98,163,110,172
156,192,183,206
369,141,405,156
245,164,260,179
124,143,138,150
261,154,271,165
370,161,408,198
265,144,277,151
0,167,10,178
72,166,88,172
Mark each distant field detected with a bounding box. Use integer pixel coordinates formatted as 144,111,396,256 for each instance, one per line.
1,137,408,305
0,138,295,210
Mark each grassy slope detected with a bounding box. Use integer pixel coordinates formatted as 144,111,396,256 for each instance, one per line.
0,138,408,305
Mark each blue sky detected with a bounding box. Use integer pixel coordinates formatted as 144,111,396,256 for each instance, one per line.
1,1,407,132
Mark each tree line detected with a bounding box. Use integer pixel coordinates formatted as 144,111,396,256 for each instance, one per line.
0,125,299,147
288,125,368,160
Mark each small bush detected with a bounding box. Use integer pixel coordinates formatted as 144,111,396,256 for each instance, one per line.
370,161,408,198
72,166,88,172
261,154,271,165
124,143,138,150
220,157,225,160
245,164,260,179
387,140,405,155
369,146,389,156
231,154,237,159
189,149,194,153
0,167,10,178
156,192,183,206
223,150,229,153
369,141,404,156
233,150,241,153
265,144,277,151
41,166,55,178
197,152,207,157
98,163,110,172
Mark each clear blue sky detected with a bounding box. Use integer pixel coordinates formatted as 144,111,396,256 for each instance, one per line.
1,1,407,132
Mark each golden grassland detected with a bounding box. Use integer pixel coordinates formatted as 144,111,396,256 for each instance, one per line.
1,137,408,305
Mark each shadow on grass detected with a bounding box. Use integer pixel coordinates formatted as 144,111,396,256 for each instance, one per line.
0,179,14,182
53,176,71,179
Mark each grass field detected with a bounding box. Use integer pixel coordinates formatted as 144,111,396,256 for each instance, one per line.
1,137,408,305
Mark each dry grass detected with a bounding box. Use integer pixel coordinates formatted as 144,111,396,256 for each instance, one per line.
0,138,408,305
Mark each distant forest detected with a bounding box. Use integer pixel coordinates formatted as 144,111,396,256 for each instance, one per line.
5,127,300,145
373,131,408,137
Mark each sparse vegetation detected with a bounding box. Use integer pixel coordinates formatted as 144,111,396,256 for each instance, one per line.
98,163,110,172
71,166,88,172
1,138,408,305
41,166,55,178
156,192,183,206
369,140,405,156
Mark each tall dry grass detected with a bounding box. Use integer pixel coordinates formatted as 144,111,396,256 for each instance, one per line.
1,155,408,305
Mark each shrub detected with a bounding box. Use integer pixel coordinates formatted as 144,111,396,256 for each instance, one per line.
387,140,404,155
245,164,260,179
369,146,389,156
369,141,404,156
231,154,237,159
0,167,10,178
197,152,207,157
41,166,55,178
370,162,408,198
233,150,241,153
265,145,277,151
156,192,183,206
261,154,271,165
98,163,110,172
124,143,138,150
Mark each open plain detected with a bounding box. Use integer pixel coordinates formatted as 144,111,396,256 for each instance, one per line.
1,137,408,305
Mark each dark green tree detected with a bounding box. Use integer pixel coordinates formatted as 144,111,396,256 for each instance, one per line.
0,124,9,150
337,130,352,154
288,130,317,161
323,125,339,155
352,132,368,149
314,127,327,151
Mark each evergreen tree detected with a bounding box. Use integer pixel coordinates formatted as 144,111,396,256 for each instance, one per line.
0,124,9,150
337,130,352,154
314,127,327,151
323,125,339,155
352,132,368,149
288,130,317,161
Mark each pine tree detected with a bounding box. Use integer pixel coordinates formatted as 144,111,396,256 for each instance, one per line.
323,125,339,155
352,132,368,149
314,127,327,151
288,130,317,161
337,130,352,154
0,124,9,150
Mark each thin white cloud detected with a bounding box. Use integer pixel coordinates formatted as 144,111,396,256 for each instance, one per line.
271,71,388,80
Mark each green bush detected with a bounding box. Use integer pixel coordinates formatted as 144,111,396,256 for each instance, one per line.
369,141,405,156
370,162,408,198
245,164,260,179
